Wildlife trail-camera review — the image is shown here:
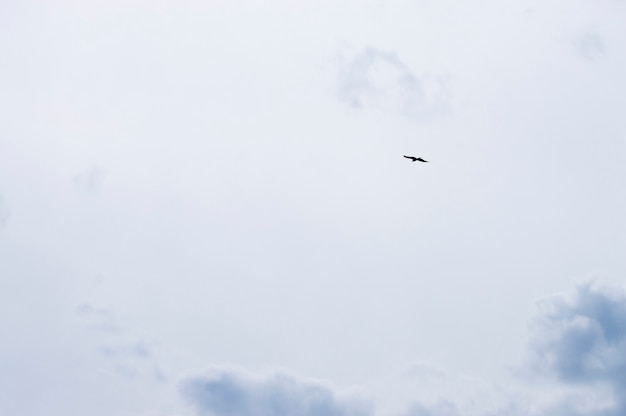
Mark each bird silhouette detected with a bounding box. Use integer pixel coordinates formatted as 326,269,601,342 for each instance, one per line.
403,155,428,163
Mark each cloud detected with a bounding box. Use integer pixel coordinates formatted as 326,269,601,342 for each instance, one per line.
399,400,531,416
527,282,626,415
181,367,372,416
178,281,626,416
76,302,165,382
572,31,605,61
76,302,121,333
337,48,450,119
398,282,626,416
181,366,521,416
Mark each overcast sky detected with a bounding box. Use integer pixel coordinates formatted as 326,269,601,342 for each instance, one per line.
1,1,625,415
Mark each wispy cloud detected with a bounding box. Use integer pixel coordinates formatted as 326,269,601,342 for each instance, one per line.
76,302,165,382
337,48,450,120
97,340,151,359
76,302,121,333
572,31,605,61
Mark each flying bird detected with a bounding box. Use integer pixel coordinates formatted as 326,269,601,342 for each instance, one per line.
403,155,428,163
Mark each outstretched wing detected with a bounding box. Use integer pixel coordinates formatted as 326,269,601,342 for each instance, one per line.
403,155,416,160
416,158,428,163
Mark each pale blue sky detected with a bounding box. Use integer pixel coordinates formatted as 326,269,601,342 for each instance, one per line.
1,1,625,415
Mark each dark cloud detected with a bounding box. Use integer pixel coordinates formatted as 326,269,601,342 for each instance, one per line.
528,282,626,415
337,48,450,119
181,368,372,416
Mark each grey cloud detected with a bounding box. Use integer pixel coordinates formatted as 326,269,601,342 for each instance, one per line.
181,368,517,416
527,282,626,415
337,48,450,119
181,368,372,416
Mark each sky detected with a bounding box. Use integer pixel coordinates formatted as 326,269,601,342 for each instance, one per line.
0,1,625,415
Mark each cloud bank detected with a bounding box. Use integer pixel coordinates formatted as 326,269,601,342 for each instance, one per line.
180,282,626,416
